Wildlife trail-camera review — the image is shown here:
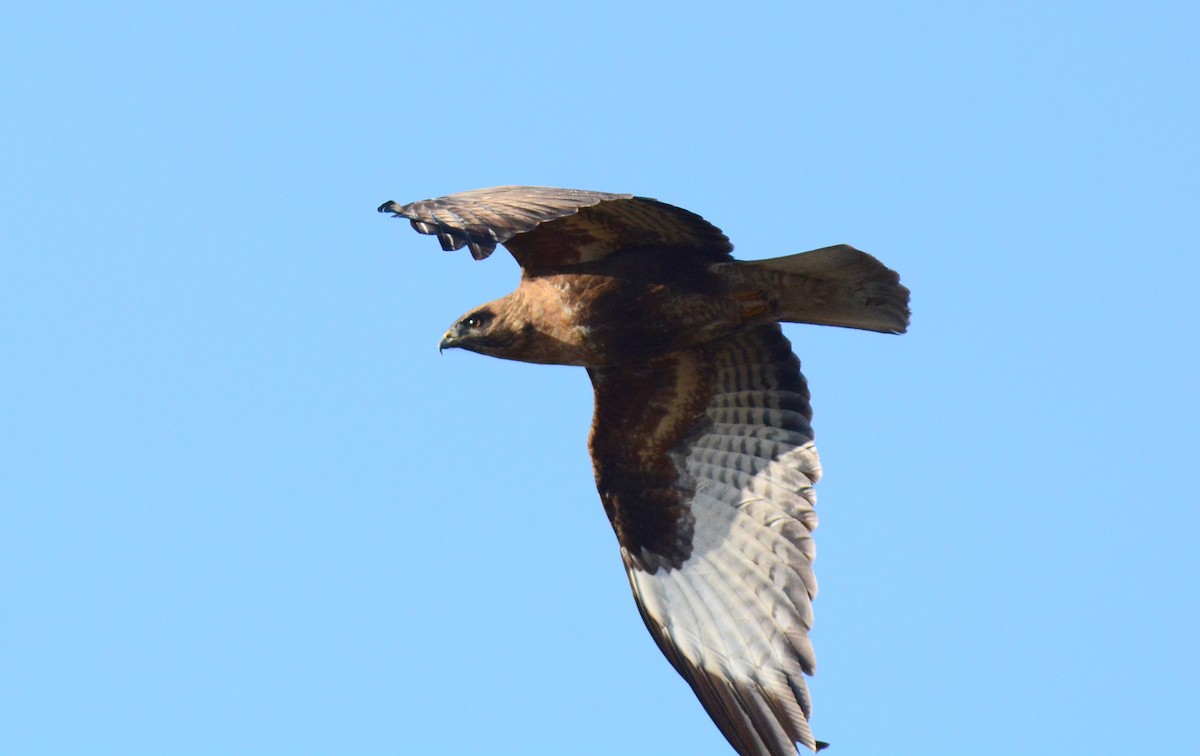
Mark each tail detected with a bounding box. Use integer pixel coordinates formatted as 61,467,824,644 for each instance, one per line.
738,244,910,334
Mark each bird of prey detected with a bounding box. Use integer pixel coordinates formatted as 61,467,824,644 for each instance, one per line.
378,186,909,755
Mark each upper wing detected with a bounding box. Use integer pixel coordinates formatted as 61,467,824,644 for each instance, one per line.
377,185,733,271
588,325,824,755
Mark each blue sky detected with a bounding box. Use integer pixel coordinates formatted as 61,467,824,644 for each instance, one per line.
3,3,1198,754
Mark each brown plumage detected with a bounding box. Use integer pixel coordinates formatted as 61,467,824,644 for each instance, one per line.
379,186,910,755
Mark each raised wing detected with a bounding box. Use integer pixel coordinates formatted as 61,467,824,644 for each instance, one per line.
378,185,733,271
588,325,825,755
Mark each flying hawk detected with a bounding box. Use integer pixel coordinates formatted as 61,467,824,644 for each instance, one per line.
378,186,909,755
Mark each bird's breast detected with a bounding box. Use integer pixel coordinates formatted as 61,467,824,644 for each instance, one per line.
519,270,745,366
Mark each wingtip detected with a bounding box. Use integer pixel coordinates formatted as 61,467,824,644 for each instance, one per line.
377,200,401,215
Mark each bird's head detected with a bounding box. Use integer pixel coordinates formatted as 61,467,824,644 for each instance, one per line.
439,293,584,366
440,306,505,356
440,293,547,362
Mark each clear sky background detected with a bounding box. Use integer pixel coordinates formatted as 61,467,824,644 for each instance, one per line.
3,3,1198,755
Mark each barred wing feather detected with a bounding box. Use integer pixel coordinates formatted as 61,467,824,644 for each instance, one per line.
589,325,824,755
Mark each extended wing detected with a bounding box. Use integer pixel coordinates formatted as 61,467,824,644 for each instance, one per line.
588,325,826,755
378,185,733,271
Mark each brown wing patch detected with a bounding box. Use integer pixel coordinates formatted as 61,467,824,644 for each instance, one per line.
587,348,714,571
378,185,732,271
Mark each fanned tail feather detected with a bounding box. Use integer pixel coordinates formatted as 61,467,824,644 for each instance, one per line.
736,245,910,334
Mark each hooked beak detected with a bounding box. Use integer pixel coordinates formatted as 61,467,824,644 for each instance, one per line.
438,331,458,354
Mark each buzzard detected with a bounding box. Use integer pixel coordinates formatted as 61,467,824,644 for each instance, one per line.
378,186,909,755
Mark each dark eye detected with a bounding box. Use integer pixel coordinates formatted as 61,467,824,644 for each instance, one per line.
463,313,489,329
